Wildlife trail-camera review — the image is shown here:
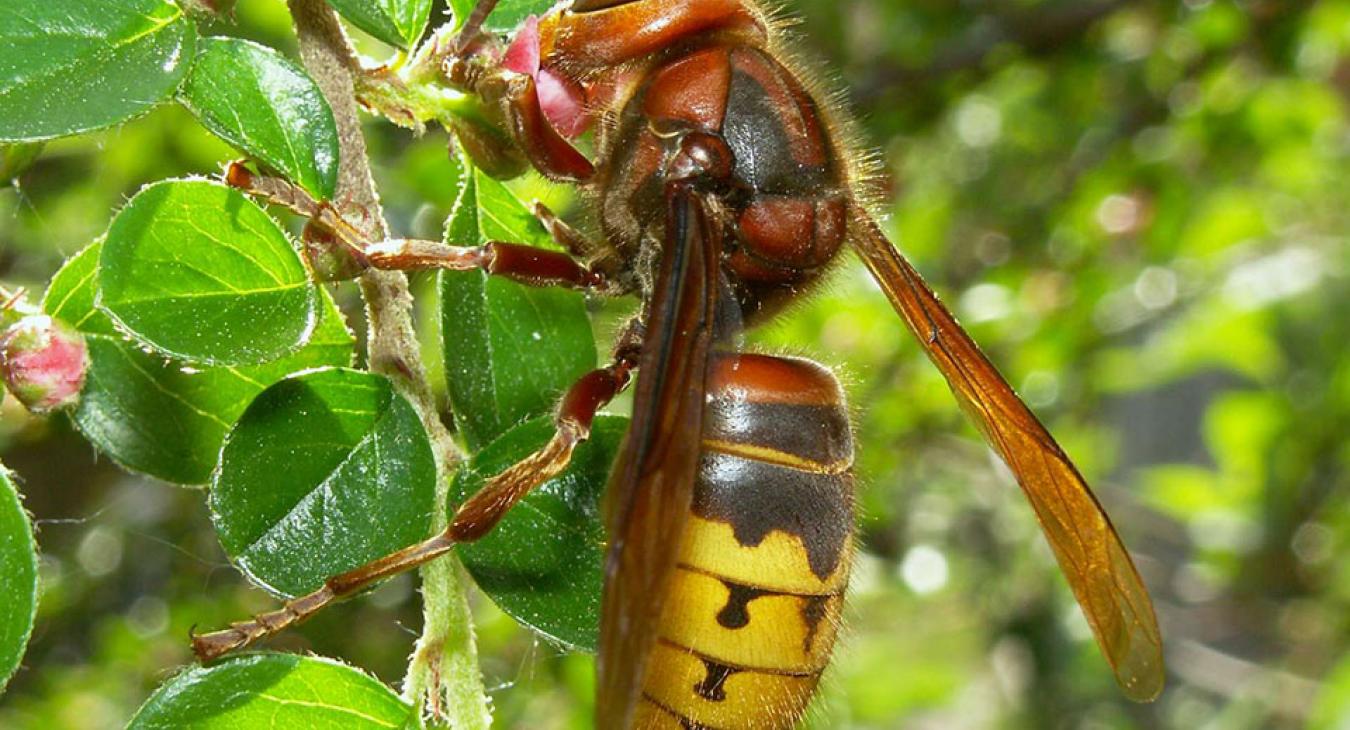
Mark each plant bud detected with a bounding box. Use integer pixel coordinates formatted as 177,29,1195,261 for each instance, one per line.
0,315,88,414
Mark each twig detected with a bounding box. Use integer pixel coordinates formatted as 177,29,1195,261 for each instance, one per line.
0,285,36,327
284,1,490,727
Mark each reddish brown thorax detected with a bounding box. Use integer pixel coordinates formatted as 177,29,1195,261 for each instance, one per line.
513,0,849,321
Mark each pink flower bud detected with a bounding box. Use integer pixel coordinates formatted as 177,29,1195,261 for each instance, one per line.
1,315,88,414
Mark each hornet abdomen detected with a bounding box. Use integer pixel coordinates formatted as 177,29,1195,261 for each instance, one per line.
636,353,855,729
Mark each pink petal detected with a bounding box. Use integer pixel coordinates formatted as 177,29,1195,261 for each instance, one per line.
537,68,592,139
502,15,541,76
500,15,592,139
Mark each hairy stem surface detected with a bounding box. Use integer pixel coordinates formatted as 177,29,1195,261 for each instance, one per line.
285,1,490,727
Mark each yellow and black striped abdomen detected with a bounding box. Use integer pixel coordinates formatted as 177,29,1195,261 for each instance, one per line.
637,354,855,730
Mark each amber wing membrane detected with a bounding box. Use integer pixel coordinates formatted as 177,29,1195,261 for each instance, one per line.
849,210,1165,702
597,187,726,727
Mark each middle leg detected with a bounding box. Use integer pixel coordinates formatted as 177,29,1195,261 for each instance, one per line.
450,321,643,540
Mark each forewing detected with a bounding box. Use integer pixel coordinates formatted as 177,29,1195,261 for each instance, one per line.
850,210,1165,701
596,186,725,726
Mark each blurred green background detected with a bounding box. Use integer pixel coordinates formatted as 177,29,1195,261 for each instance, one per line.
1,0,1347,727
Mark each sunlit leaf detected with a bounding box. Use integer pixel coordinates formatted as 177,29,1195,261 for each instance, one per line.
326,0,434,49
128,654,413,729
211,368,436,597
98,180,319,367
44,243,354,485
0,0,196,142
180,38,339,201
0,466,37,692
440,167,595,451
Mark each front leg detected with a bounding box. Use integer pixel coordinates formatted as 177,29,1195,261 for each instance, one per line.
225,162,610,291
365,238,607,290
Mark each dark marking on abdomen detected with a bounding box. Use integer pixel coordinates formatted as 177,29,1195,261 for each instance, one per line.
715,582,767,629
693,659,741,702
706,571,841,657
801,594,831,653
703,398,852,468
694,452,852,579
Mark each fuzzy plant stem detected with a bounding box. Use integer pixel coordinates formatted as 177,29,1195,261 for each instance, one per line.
0,286,37,328
285,1,491,727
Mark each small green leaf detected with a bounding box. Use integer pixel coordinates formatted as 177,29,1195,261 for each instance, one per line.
0,465,38,692
0,0,197,142
327,0,434,49
99,180,320,367
441,168,596,451
43,243,116,336
1,143,43,187
452,414,626,651
129,654,414,729
393,0,435,47
44,243,355,485
211,368,437,597
448,0,554,32
180,38,339,201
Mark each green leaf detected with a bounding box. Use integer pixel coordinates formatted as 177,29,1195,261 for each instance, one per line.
180,38,340,201
326,0,434,49
99,180,320,367
0,466,38,691
0,0,197,142
451,414,626,651
43,243,118,337
43,243,355,486
211,368,437,597
448,0,554,32
440,168,596,451
1,143,43,187
129,654,414,729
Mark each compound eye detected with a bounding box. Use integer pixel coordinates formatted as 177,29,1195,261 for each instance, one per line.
570,0,639,11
